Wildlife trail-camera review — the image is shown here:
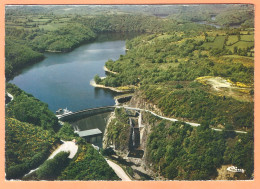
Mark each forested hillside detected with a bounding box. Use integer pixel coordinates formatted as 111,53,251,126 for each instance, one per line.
101,29,254,131
144,113,253,180
6,83,59,132
5,117,58,179
58,144,120,180
5,4,254,181
5,83,118,180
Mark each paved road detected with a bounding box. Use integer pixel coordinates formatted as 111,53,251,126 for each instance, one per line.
48,140,78,159
117,105,200,127
116,106,247,134
24,140,78,177
106,159,131,181
7,92,14,101
6,92,14,106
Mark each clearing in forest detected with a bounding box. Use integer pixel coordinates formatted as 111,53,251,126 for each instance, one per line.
196,76,253,102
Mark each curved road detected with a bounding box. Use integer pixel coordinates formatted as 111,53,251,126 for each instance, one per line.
106,159,131,181
116,105,200,126
6,92,14,106
116,106,247,134
24,140,78,177
48,140,78,159
7,92,14,101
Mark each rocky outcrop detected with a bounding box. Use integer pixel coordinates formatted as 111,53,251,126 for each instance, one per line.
102,109,131,156
128,90,164,116
102,91,168,180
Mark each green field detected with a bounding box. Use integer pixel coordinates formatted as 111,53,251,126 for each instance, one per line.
206,36,215,42
240,30,254,35
38,23,68,31
32,18,52,22
241,34,254,42
203,35,225,49
227,35,238,45
156,34,174,40
6,15,72,32
226,41,254,52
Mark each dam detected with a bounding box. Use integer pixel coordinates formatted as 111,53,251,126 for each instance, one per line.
58,106,116,148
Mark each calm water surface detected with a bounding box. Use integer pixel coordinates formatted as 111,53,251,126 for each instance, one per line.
10,34,129,112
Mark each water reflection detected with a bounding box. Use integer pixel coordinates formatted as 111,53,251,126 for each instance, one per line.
195,21,221,29
94,87,102,99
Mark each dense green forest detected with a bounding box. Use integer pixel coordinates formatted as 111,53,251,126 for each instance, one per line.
142,86,253,130
144,112,253,180
103,108,253,180
58,144,120,180
5,117,58,179
6,83,59,132
5,24,96,79
5,38,44,79
5,4,254,180
24,151,70,180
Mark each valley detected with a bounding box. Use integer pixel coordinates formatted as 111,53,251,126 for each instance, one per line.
5,4,254,181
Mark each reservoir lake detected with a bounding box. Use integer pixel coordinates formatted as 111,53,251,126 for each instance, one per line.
10,34,129,112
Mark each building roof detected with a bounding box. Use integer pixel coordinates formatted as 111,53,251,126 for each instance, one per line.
77,128,102,137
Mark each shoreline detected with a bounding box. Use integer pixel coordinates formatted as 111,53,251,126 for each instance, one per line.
90,79,132,93
45,50,63,53
103,66,118,75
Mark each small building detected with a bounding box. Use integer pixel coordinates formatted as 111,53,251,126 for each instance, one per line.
227,166,245,173
77,128,102,144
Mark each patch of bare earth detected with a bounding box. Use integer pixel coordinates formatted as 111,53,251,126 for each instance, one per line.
197,77,253,102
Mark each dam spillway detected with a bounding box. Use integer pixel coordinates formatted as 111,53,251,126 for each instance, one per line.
58,106,115,148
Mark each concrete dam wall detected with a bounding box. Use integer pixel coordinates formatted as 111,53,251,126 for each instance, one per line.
59,106,115,122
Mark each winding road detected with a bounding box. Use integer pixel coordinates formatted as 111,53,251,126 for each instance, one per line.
116,105,247,134
24,140,78,177
6,92,14,106
48,140,78,159
6,92,14,101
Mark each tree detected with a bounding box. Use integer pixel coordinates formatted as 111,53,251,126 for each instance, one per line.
233,46,238,54
94,74,102,84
